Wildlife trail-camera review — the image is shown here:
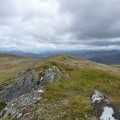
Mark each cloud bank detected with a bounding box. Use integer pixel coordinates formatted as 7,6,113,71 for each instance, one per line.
0,0,120,52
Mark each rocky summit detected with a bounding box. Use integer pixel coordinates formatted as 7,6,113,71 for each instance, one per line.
0,66,69,119
0,66,65,103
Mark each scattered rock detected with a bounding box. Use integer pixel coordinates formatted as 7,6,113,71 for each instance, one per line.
17,113,22,119
91,90,120,120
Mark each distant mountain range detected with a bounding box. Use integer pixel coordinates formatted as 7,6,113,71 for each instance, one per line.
0,50,120,65
67,50,120,65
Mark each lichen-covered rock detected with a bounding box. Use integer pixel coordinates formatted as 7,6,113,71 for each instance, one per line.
0,69,40,102
0,88,43,119
91,90,120,120
0,66,68,103
0,66,65,102
40,66,63,85
0,66,69,119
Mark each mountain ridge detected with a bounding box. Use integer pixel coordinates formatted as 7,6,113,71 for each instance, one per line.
0,50,120,65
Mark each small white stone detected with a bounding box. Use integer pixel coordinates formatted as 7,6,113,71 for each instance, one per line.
40,77,43,80
33,97,37,100
37,97,41,100
37,89,43,93
48,68,51,71
17,113,22,118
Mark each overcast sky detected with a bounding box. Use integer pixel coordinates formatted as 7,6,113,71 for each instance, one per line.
0,0,120,53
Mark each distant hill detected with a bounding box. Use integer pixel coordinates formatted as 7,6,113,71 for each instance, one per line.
0,50,120,65
65,50,120,65
0,53,19,58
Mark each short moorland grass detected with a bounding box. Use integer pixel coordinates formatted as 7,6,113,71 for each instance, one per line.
33,62,120,120
0,55,120,119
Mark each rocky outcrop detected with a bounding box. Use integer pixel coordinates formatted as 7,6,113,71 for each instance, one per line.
0,69,40,102
0,66,67,103
0,66,69,119
0,88,43,119
91,91,120,120
40,66,62,85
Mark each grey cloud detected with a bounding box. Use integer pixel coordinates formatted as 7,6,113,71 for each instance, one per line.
0,0,120,52
58,0,120,39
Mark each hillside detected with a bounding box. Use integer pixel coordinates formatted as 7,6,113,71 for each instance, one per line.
0,55,120,120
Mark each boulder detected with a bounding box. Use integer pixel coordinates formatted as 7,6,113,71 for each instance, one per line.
91,90,120,120
40,66,62,85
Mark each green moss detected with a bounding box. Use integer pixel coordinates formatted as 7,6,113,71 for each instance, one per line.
50,61,58,66
69,97,93,120
0,102,6,111
39,69,45,77
1,116,12,120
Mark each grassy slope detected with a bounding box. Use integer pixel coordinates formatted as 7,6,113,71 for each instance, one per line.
0,55,120,119
0,54,39,89
33,55,120,120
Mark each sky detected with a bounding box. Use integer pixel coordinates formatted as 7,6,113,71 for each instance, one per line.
0,0,120,53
